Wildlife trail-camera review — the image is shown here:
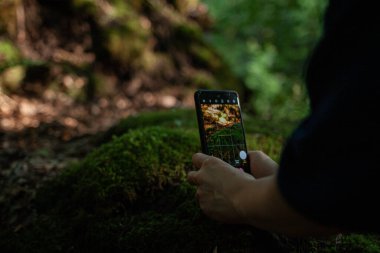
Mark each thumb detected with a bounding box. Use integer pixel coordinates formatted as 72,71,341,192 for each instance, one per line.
187,170,201,186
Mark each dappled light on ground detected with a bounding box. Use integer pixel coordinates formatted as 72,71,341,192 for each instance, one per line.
0,89,194,135
0,86,195,233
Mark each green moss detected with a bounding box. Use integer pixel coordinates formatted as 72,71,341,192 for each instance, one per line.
190,70,218,89
190,43,222,69
288,234,380,253
243,113,299,137
8,110,380,252
101,108,295,142
100,108,198,143
3,125,289,252
246,133,284,162
174,23,204,42
171,0,200,15
72,0,97,14
37,126,200,212
110,4,150,56
100,108,292,162
337,234,380,253
314,234,380,253
74,0,150,67
0,39,20,63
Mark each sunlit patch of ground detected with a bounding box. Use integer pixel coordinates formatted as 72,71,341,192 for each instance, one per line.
0,88,194,136
0,87,195,231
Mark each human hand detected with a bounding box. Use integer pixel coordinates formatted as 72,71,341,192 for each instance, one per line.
248,151,278,178
187,153,254,224
188,152,342,236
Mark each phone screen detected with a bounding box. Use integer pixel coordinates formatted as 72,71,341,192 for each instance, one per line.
195,90,250,173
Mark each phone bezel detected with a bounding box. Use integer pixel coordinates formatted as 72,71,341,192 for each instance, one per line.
194,89,250,173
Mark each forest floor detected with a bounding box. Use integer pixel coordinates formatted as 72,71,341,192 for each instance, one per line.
0,89,194,232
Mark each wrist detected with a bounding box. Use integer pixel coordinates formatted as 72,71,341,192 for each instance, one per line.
230,176,256,225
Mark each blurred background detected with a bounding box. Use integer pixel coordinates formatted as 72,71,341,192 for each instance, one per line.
0,0,327,137
10,2,380,252
4,3,380,252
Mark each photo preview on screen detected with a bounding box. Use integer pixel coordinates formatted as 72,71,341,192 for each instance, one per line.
196,91,249,172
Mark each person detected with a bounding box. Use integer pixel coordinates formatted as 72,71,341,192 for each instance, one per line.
187,0,380,236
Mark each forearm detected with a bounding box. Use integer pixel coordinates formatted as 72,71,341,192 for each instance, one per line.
232,174,341,236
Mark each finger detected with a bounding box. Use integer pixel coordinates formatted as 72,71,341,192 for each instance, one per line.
192,153,212,169
248,151,278,178
196,188,202,199
187,170,201,185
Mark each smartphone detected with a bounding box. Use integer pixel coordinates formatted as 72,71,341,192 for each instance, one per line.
194,89,250,173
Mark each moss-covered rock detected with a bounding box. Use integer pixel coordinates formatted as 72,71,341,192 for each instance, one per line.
99,108,291,162
99,108,198,143
1,123,289,253
37,126,199,212
3,109,379,252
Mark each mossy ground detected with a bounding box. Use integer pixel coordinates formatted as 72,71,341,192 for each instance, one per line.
1,108,379,253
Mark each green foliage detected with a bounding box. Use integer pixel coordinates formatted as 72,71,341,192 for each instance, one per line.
0,39,20,63
202,0,328,120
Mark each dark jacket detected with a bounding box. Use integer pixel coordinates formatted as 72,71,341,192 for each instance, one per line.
278,0,380,233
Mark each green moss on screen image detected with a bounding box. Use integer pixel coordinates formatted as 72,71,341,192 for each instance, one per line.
201,104,248,168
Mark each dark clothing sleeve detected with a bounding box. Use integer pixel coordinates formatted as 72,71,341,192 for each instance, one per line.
277,0,380,233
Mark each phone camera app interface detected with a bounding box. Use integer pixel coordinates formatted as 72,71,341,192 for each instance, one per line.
200,97,248,170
